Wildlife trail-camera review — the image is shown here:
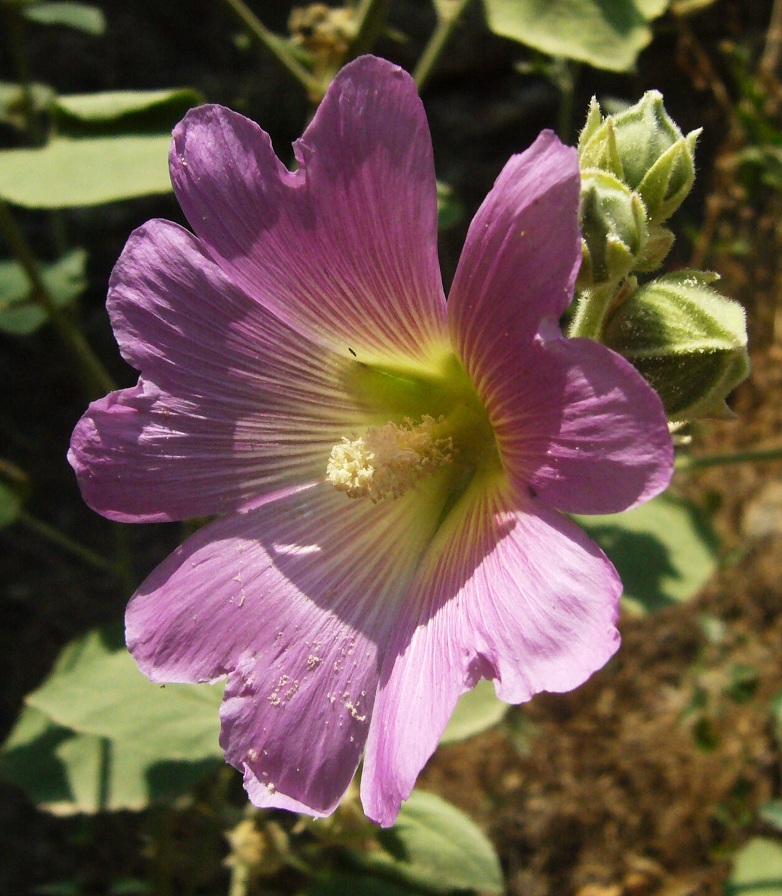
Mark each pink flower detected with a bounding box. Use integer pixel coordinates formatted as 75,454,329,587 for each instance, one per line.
69,56,673,826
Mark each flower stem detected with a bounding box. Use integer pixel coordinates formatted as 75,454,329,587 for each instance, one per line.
347,0,392,58
413,0,473,92
567,284,616,340
678,445,782,470
18,509,118,572
1,5,40,142
220,0,323,99
0,199,116,400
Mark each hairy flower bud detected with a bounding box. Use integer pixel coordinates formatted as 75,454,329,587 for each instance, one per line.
577,169,648,289
579,92,700,224
602,271,750,422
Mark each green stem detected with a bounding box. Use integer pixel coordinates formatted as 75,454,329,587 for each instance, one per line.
1,5,40,142
555,58,579,144
18,509,118,572
678,445,782,470
413,0,473,92
567,284,616,340
228,862,251,896
221,0,323,99
0,199,116,400
112,523,136,598
347,0,392,58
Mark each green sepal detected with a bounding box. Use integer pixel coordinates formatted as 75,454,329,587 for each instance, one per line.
634,224,675,272
636,128,701,223
578,103,624,180
577,169,648,289
602,270,750,422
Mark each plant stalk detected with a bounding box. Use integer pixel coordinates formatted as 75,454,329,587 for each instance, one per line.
413,0,473,92
0,199,115,400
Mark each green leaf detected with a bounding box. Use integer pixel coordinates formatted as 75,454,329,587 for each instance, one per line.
0,80,56,129
0,704,219,814
773,690,782,737
0,134,175,207
436,180,464,231
576,493,719,615
483,0,666,71
0,479,23,528
53,88,203,136
21,2,106,35
360,791,503,894
440,679,508,745
27,634,224,762
726,838,782,896
760,802,782,834
0,628,223,813
0,248,87,335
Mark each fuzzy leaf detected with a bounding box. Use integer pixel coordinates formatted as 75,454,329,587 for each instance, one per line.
360,791,504,893
483,0,668,71
0,134,174,207
440,679,508,745
726,838,782,896
0,705,219,814
21,2,105,35
576,492,719,615
27,635,224,761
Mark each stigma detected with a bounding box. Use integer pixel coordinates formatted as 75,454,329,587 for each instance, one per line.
327,415,453,502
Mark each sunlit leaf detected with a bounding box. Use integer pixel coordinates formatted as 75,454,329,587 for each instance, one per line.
0,134,174,207
760,802,782,834
483,0,668,71
21,2,105,35
0,628,222,813
358,791,503,894
576,492,719,615
0,705,219,814
27,633,224,761
54,88,203,135
0,248,87,335
440,679,508,745
726,838,782,896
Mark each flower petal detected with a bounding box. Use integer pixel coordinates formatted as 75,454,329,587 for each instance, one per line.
170,56,447,363
361,485,620,826
490,326,673,514
69,220,362,522
126,480,449,815
447,131,581,392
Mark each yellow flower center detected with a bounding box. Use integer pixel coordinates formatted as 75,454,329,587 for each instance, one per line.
326,415,454,502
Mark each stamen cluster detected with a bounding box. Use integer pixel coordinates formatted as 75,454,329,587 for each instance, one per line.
327,415,453,502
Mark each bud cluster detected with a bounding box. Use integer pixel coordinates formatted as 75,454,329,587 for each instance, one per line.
577,91,700,288
572,93,749,424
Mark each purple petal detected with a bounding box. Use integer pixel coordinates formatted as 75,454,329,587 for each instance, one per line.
126,480,448,815
362,486,620,826
448,131,581,392
170,56,447,363
69,220,362,522
489,326,673,514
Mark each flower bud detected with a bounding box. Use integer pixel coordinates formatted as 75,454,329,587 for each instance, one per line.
579,92,700,224
634,224,675,272
602,271,750,422
577,169,648,289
